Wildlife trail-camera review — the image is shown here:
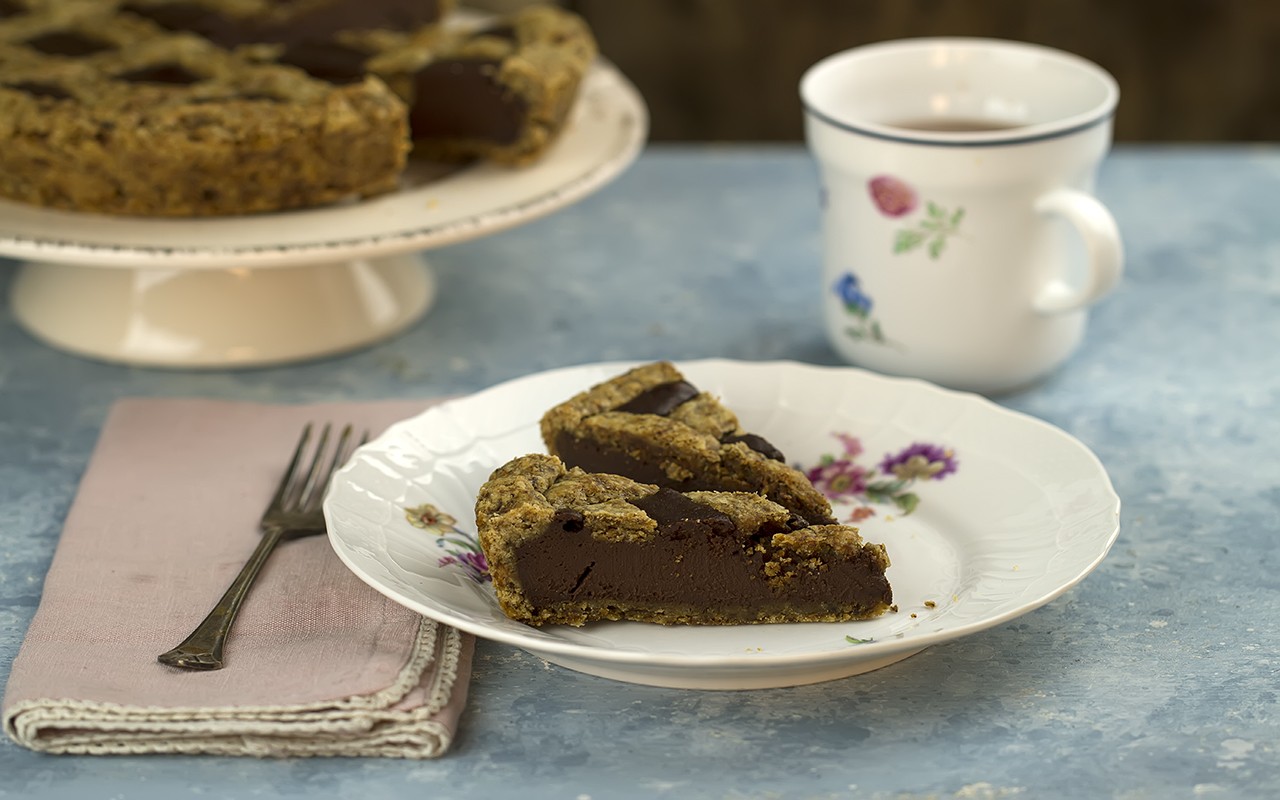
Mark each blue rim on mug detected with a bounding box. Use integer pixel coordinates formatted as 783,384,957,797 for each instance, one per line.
800,37,1120,148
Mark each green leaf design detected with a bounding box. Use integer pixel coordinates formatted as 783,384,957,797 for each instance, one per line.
845,636,874,645
864,488,893,505
893,492,921,516
892,200,965,260
867,479,906,495
893,229,926,253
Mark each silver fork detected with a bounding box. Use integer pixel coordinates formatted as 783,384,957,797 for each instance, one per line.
158,422,366,671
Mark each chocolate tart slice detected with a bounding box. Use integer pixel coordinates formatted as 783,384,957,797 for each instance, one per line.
540,361,837,525
475,454,892,627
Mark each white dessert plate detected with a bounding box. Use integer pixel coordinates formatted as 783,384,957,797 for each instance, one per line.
325,359,1121,690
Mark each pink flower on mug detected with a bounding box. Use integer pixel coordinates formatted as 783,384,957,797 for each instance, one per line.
868,175,918,218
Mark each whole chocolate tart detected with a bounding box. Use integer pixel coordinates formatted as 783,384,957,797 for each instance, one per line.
0,0,596,215
540,361,837,526
0,1,411,216
475,454,893,627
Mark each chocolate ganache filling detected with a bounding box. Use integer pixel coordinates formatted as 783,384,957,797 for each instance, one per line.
512,488,890,619
408,58,528,145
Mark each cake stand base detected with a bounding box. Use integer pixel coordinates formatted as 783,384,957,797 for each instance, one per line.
10,253,435,369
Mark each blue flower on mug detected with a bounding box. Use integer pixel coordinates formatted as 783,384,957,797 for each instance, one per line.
834,271,873,316
832,271,888,345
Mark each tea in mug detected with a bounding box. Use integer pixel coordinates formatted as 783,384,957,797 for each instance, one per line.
887,117,1022,132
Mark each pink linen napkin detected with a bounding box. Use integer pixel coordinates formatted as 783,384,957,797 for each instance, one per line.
2,397,474,758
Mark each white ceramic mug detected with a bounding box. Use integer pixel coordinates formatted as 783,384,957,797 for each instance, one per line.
801,38,1123,394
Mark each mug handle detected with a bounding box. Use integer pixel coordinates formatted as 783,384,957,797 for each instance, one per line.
1031,188,1124,314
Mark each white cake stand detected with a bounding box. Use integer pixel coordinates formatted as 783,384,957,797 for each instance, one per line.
0,60,648,368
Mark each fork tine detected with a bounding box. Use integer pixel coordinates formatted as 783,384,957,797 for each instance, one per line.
300,424,355,511
269,423,313,512
292,423,333,510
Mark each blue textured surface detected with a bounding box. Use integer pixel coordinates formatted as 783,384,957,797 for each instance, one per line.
2,145,1278,799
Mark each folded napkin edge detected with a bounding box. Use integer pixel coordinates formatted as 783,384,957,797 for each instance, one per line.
4,624,470,759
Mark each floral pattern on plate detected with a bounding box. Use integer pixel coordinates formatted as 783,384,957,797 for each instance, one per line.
405,503,490,583
803,432,958,520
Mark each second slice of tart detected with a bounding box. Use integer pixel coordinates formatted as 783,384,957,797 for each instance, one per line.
540,361,837,525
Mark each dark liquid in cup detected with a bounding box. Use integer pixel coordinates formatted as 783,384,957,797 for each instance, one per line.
889,117,1022,132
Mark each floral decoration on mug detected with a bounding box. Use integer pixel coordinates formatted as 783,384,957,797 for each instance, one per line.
833,271,889,345
405,502,491,583
803,433,958,520
868,175,966,260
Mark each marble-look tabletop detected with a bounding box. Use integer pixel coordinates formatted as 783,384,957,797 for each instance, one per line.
1,144,1277,799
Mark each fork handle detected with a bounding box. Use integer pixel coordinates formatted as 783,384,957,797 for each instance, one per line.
157,527,285,670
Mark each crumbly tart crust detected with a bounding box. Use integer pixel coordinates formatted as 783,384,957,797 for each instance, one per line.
540,361,838,525
475,454,893,627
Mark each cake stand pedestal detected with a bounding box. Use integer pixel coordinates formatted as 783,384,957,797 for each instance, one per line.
10,254,434,368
